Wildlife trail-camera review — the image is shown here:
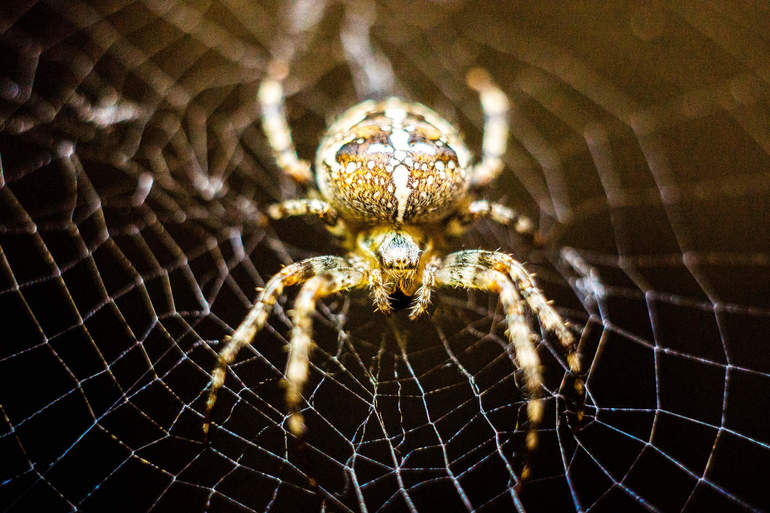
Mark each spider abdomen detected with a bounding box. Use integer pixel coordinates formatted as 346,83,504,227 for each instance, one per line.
316,97,472,224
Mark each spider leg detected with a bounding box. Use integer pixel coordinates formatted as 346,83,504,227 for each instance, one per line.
472,251,580,373
408,255,441,319
369,268,393,314
434,251,544,453
466,68,510,188
450,200,535,236
203,255,363,438
286,265,366,435
267,198,340,226
258,63,313,183
435,250,580,477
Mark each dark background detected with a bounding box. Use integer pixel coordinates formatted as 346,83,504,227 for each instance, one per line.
1,1,769,512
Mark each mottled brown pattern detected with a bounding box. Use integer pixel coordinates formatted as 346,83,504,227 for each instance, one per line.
316,98,470,224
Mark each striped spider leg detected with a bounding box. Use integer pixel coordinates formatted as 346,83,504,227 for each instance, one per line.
203,255,369,438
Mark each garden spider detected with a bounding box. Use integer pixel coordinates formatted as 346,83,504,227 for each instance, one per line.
204,64,581,474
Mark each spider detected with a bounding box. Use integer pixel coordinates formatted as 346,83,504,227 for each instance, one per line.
203,64,581,471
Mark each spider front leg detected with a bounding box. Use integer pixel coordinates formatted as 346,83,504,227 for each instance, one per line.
434,250,580,477
258,62,313,183
203,255,365,439
474,251,580,373
434,251,545,452
285,265,366,435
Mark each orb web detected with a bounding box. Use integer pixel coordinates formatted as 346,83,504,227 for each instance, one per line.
1,1,769,512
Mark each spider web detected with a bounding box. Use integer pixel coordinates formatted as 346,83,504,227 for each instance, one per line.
1,1,769,512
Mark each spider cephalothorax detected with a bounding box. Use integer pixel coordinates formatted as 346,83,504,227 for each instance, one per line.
204,66,581,478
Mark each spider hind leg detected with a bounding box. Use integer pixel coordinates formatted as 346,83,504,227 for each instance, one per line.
466,68,510,188
258,63,313,184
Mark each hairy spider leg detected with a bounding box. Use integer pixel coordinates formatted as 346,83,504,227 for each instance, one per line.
450,200,535,237
434,250,580,477
408,255,441,320
286,265,366,434
448,251,580,373
466,68,510,188
258,70,313,183
203,255,365,439
266,198,352,241
434,251,543,473
267,198,339,225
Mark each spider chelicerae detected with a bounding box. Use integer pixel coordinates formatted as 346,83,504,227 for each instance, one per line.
204,64,582,471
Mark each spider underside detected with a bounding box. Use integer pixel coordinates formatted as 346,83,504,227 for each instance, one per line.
204,66,581,477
